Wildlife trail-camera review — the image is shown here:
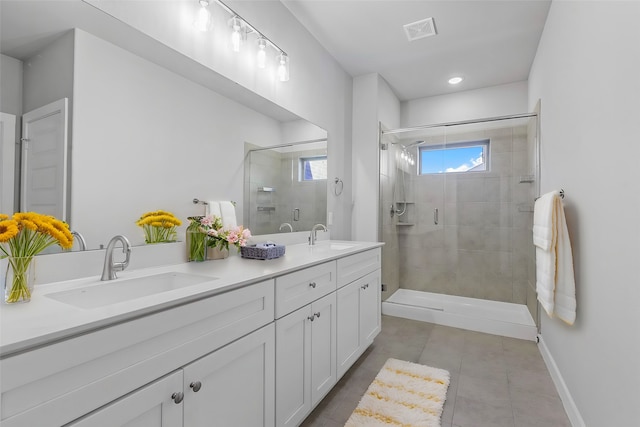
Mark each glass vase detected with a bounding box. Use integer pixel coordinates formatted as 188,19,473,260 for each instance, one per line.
207,246,229,260
3,256,36,304
186,229,207,262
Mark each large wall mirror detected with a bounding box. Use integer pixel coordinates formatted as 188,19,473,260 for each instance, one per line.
0,1,329,252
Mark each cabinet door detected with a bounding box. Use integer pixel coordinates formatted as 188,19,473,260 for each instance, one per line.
360,270,382,345
275,305,312,427
336,279,361,379
66,371,183,427
310,292,337,406
183,324,275,427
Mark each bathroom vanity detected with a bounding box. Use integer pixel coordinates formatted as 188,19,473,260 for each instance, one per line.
0,241,382,427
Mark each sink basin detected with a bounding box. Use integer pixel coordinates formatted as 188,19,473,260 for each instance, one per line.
46,272,217,309
329,243,356,250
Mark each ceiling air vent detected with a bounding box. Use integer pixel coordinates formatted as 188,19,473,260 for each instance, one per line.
403,17,437,42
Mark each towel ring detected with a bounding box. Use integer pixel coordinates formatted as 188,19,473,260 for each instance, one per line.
334,177,344,196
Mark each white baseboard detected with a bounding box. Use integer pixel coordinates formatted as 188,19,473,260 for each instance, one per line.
537,335,586,427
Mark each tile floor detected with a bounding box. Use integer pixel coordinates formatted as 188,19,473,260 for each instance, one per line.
301,315,571,427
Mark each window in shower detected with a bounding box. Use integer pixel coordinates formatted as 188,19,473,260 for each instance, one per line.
299,155,327,181
419,139,489,174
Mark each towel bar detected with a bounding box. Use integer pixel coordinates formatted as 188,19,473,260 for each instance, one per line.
535,189,564,201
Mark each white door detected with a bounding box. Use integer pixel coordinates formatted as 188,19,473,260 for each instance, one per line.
310,292,337,406
0,112,16,213
276,305,312,427
66,371,184,427
183,323,275,427
21,98,68,219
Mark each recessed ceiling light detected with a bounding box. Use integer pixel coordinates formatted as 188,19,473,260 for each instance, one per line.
448,76,464,85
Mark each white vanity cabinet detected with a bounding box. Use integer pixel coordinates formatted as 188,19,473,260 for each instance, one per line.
275,262,337,427
0,279,274,427
336,250,382,379
67,324,275,427
0,243,383,427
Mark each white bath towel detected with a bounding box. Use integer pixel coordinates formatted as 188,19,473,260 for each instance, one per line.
207,201,237,228
219,201,238,228
207,201,221,219
533,191,576,325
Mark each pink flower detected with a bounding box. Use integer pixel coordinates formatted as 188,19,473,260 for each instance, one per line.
207,229,219,237
200,215,214,227
242,228,251,239
227,232,239,244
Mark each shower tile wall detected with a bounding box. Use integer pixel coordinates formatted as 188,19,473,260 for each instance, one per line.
247,148,327,235
397,125,534,304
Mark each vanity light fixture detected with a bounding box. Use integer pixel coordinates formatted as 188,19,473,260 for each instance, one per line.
448,76,464,85
195,0,290,81
193,0,212,32
277,52,290,82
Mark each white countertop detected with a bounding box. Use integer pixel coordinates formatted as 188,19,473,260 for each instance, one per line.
0,240,382,357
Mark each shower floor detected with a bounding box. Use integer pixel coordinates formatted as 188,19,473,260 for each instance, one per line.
382,289,537,341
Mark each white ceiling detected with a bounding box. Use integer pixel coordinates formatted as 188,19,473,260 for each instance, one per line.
282,0,551,101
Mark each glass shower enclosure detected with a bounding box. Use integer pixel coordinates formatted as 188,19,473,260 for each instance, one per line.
379,114,540,332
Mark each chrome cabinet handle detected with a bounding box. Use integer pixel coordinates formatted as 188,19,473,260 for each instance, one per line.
309,282,317,289
434,208,439,225
190,381,202,392
171,392,184,404
308,315,315,322
361,284,369,290
314,312,321,318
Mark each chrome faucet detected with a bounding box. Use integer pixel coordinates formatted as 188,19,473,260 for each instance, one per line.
71,231,87,251
309,224,327,245
279,222,293,232
101,235,132,281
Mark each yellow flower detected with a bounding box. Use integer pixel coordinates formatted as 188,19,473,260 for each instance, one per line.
0,213,8,221
0,220,20,243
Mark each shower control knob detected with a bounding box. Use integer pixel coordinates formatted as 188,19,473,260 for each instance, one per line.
171,392,184,404
190,381,202,392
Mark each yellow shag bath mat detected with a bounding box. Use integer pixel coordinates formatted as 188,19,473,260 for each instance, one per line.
345,358,450,427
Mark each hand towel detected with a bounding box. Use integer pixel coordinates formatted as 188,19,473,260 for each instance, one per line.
219,201,238,228
207,201,221,219
533,191,576,325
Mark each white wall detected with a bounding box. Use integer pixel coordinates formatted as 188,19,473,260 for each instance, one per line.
402,81,528,127
85,0,354,239
22,31,74,115
528,1,640,425
72,29,282,248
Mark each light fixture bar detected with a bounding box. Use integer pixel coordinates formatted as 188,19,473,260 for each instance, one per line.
214,0,287,57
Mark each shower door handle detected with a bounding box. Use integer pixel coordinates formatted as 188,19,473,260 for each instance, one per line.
434,208,439,225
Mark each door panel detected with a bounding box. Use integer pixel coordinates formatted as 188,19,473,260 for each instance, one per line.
21,98,68,220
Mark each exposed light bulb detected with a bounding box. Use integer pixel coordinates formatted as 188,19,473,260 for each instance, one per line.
257,38,267,69
193,0,211,32
230,16,243,52
277,53,289,82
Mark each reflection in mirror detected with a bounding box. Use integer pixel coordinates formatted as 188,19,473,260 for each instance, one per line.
0,1,329,253
244,139,328,234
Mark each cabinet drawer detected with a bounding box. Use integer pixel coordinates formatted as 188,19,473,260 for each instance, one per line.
336,248,381,288
0,280,274,427
275,261,336,318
